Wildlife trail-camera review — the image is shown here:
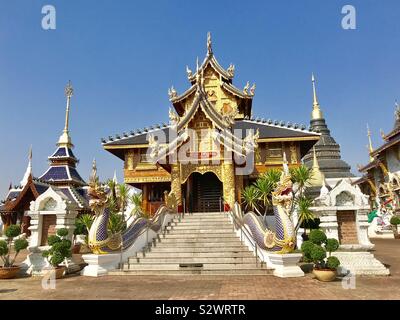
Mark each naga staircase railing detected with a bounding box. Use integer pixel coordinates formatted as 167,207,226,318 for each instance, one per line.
219,197,265,267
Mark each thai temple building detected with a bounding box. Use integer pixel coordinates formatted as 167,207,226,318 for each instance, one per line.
355,103,400,209
103,33,323,214
0,82,90,240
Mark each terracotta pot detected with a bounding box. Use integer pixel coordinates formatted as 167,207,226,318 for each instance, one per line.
0,266,21,279
43,266,66,279
72,244,81,254
313,268,337,282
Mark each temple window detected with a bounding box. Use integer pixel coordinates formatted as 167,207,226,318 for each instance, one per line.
266,142,283,160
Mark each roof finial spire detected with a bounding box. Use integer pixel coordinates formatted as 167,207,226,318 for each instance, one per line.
207,31,212,55
89,158,99,187
58,81,74,147
367,124,374,162
395,99,400,121
282,151,289,174
113,170,118,184
20,145,33,187
311,73,323,120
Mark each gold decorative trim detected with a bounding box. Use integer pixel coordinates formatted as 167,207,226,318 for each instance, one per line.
180,164,223,184
124,176,171,183
104,144,149,149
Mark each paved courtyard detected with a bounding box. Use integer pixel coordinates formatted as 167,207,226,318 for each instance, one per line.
1,239,399,300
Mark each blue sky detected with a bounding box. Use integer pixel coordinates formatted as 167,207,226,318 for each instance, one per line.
0,0,399,197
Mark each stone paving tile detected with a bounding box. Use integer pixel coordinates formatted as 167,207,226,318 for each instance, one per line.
0,239,399,300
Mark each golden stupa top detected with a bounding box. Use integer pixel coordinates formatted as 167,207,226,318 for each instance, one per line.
311,73,324,120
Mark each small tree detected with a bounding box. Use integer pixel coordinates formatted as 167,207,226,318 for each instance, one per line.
130,193,143,217
42,228,72,268
0,225,29,268
241,186,261,214
301,229,340,270
295,195,315,234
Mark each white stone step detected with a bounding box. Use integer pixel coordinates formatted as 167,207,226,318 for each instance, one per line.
157,239,241,244
161,233,238,239
164,229,234,234
147,246,250,253
150,240,243,247
109,269,272,275
124,263,266,270
138,251,254,258
129,257,256,264
166,224,233,230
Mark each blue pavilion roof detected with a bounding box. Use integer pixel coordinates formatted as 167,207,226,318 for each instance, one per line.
39,165,86,186
49,146,78,161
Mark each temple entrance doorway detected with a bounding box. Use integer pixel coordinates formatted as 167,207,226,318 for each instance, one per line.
184,172,223,213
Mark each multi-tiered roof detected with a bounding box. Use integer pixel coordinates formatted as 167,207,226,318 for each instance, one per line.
1,82,89,215
103,33,320,160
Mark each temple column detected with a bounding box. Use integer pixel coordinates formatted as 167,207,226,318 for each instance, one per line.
222,162,235,210
142,184,149,213
235,174,243,203
171,164,182,212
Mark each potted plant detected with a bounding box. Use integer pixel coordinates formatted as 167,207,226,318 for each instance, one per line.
0,225,29,279
301,229,340,282
42,228,72,279
390,216,400,239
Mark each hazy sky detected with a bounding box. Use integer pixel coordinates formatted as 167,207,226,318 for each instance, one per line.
1,0,399,197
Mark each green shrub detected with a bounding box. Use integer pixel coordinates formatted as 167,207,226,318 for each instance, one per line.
309,229,327,245
300,229,340,270
42,228,72,268
0,224,28,267
14,238,28,252
57,228,69,237
0,240,8,256
310,245,326,263
301,240,314,262
325,238,339,253
390,216,400,225
47,235,61,246
5,225,21,238
326,256,340,269
74,220,86,235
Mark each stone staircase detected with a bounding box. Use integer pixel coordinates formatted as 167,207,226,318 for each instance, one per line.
110,212,272,275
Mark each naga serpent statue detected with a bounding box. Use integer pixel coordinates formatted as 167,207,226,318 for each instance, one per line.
87,174,173,255
243,160,296,254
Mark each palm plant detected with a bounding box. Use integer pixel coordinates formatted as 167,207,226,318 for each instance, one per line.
117,183,129,218
290,165,313,197
130,193,143,217
253,177,275,215
108,212,126,234
295,195,315,234
107,179,117,204
263,169,281,185
241,186,261,214
77,214,94,235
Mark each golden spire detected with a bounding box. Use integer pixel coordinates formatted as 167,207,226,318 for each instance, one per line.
58,81,74,147
367,124,374,162
310,146,325,186
311,73,323,120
